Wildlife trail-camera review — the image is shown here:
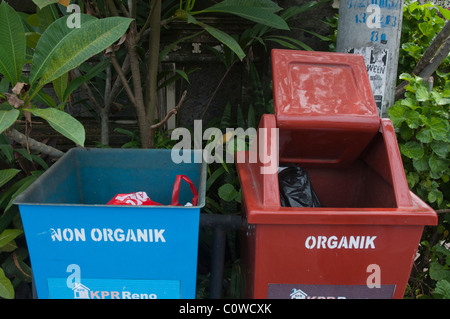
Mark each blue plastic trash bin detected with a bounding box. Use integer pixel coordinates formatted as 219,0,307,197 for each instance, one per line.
14,148,206,299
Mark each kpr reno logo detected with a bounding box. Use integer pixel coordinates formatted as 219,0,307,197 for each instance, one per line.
305,235,377,249
290,288,345,299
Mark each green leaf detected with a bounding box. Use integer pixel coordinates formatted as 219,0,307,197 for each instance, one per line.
0,239,18,253
399,73,414,83
428,189,443,205
413,156,430,172
416,85,430,101
173,69,190,84
29,108,85,146
430,140,450,158
418,22,435,37
62,59,110,103
206,166,226,191
15,149,49,170
33,88,58,108
203,0,282,13
0,169,20,188
0,143,14,166
158,67,199,90
197,22,245,61
8,171,44,212
406,171,419,188
437,6,450,20
194,0,288,30
37,3,60,32
429,154,449,174
400,141,424,159
2,247,32,282
29,14,133,86
0,206,19,234
430,260,450,282
388,104,406,128
52,72,69,103
265,37,296,49
32,0,60,10
281,1,322,19
25,31,41,49
0,109,20,134
434,244,450,262
0,77,9,93
434,280,450,299
401,43,422,59
203,6,288,30
416,128,432,143
399,123,414,141
431,91,450,106
0,229,23,248
0,268,14,299
301,29,332,42
0,2,26,85
218,183,239,202
400,97,417,109
428,117,449,141
265,35,313,51
404,110,422,129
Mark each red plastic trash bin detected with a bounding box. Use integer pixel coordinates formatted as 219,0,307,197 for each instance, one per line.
236,49,437,299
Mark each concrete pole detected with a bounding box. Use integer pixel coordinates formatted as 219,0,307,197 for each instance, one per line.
336,0,404,117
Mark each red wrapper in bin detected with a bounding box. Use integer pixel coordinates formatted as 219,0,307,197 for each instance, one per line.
107,175,198,206
107,191,158,205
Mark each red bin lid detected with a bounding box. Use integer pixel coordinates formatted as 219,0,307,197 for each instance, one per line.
271,49,381,166
272,49,380,129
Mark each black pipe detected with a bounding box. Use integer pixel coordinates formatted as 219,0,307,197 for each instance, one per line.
199,213,244,299
199,213,243,229
209,227,227,299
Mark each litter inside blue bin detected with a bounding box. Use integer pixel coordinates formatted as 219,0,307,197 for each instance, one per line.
14,148,206,299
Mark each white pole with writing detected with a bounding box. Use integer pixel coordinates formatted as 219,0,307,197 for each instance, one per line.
336,0,404,117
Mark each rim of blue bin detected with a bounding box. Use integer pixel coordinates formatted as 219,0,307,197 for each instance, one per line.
13,148,206,209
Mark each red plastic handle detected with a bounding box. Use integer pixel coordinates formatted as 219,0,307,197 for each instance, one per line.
171,175,198,206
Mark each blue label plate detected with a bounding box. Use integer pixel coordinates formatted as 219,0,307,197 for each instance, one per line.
48,278,180,299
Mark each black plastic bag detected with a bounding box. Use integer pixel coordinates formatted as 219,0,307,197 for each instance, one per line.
278,166,322,208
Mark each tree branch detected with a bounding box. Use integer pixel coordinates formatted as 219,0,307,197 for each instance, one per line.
109,50,137,106
136,0,157,42
150,90,187,130
105,0,119,16
126,22,150,147
4,128,64,158
114,0,130,17
394,20,450,101
146,0,161,121
413,20,450,76
105,54,131,106
417,40,450,80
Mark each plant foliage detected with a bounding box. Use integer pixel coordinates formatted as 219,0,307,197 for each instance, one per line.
0,1,132,146
390,0,450,299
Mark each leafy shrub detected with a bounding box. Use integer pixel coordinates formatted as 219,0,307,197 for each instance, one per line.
389,74,449,210
389,75,450,299
0,134,48,299
399,0,450,87
388,0,450,299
